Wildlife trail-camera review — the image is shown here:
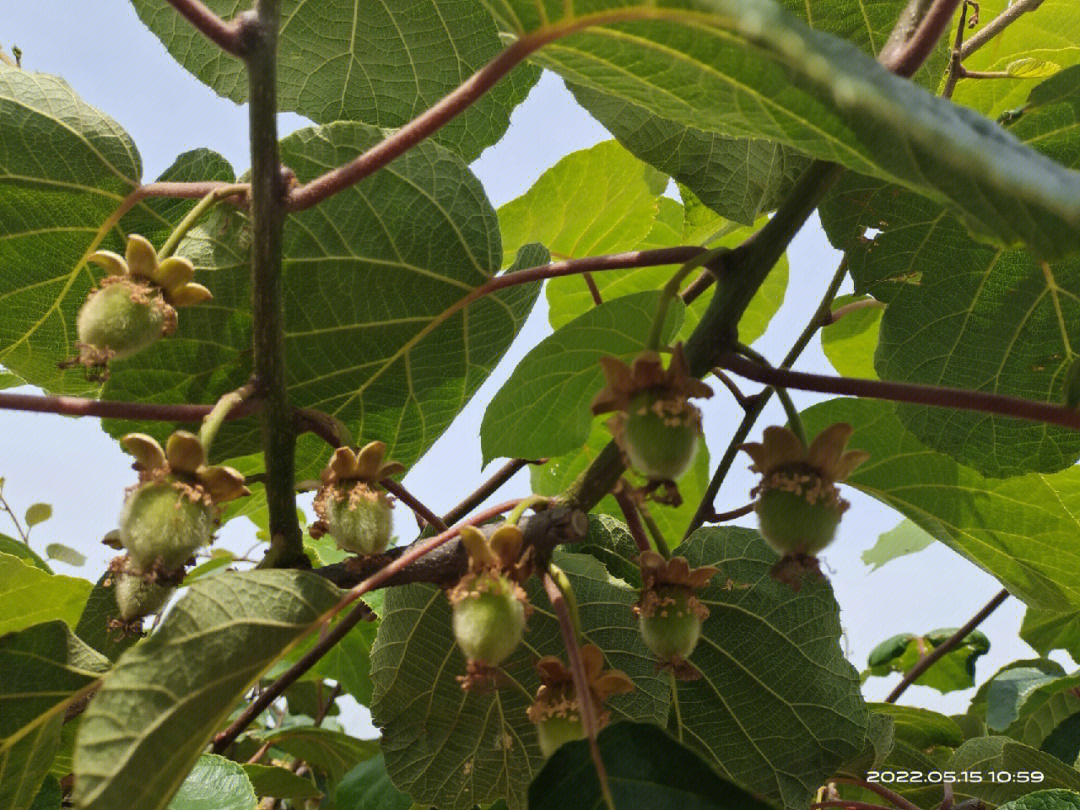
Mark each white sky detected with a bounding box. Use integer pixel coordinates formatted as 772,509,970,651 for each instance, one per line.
1,0,1064,733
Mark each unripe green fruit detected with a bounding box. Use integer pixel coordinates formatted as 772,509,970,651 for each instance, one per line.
77,282,166,360
622,390,700,480
536,715,585,758
326,488,392,555
639,586,703,660
756,483,841,556
120,481,214,572
115,572,174,620
451,573,526,666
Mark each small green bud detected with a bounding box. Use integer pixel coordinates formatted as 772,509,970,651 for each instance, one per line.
451,571,526,666
536,715,585,758
638,585,704,660
120,480,214,572
77,281,168,361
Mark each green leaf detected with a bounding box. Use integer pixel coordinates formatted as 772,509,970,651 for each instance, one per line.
335,754,412,810
821,295,882,380
669,527,868,809
867,704,964,751
575,514,643,587
481,291,682,463
951,0,1080,117
27,777,61,810
950,738,1080,804
1008,58,1062,80
104,123,539,483
167,755,256,810
310,620,377,706
0,66,140,394
530,721,778,810
0,534,50,573
74,571,140,662
499,140,667,273
861,520,935,571
482,0,1080,259
530,416,711,546
72,570,343,810
22,504,50,529
986,665,1072,732
242,764,322,801
800,398,1080,612
0,552,92,635
969,659,1066,723
1022,607,1080,662
43,544,83,567
129,0,539,161
864,629,990,694
252,727,377,782
182,549,235,584
1000,790,1080,810
0,371,23,390
0,621,109,810
840,712,896,775
1041,715,1080,766
369,550,669,810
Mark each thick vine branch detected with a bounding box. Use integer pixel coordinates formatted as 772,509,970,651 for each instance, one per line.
885,588,1009,703
879,0,964,77
164,0,249,56
719,353,1080,433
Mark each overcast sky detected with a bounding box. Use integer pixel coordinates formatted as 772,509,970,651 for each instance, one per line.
2,0,1062,730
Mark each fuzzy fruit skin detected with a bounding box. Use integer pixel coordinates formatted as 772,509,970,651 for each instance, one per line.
755,485,841,556
77,282,166,360
120,480,214,572
325,488,393,555
622,390,700,480
639,586,703,660
536,715,585,758
115,572,174,620
451,573,526,665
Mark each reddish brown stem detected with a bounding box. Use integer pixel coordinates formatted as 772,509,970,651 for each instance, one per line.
812,802,895,810
0,391,260,422
541,572,614,808
885,588,1009,703
880,0,964,77
611,485,652,554
708,503,756,523
583,272,604,306
720,352,1080,433
211,499,523,752
379,479,450,534
833,778,923,810
441,457,542,527
164,0,249,56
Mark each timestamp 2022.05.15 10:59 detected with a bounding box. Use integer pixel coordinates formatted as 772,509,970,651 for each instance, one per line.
865,771,1046,784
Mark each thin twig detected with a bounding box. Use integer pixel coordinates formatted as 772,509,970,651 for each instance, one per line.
825,298,885,325
163,0,249,56
542,572,615,810
441,458,541,527
885,588,1009,703
0,490,29,545
711,368,752,409
611,483,652,554
636,502,670,558
961,0,1044,57
380,479,449,534
707,503,756,523
943,1,972,98
0,391,260,422
583,272,604,306
720,353,1080,434
812,802,896,810
834,777,923,810
212,499,524,752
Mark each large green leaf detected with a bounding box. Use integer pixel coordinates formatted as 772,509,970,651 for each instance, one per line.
242,764,322,801
530,415,712,546
950,738,1080,804
167,755,256,810
801,398,1080,611
1022,608,1080,662
129,0,539,161
481,291,682,463
819,69,1080,476
951,1,1080,118
336,754,411,810
0,622,109,810
867,704,964,752
251,726,377,781
0,66,139,394
999,791,1080,810
669,527,868,809
0,553,92,635
104,123,541,481
368,551,669,810
530,721,778,810
71,570,343,810
0,534,50,573
483,0,1080,259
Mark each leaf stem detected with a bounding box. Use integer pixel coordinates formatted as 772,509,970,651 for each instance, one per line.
734,343,807,450
0,488,29,545
547,563,582,638
833,778,924,810
884,588,1009,703
719,353,1080,434
246,0,303,569
611,483,652,555
157,183,249,260
961,0,1045,57
506,495,551,526
163,0,250,56
812,801,896,810
541,571,615,810
199,382,257,454
636,501,671,558
441,458,541,527
645,254,718,351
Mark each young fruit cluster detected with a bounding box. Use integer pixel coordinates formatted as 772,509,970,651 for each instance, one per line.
312,441,404,555
449,523,533,689
112,430,248,624
591,343,712,490
527,644,634,757
634,550,718,679
740,423,869,586
72,234,211,376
